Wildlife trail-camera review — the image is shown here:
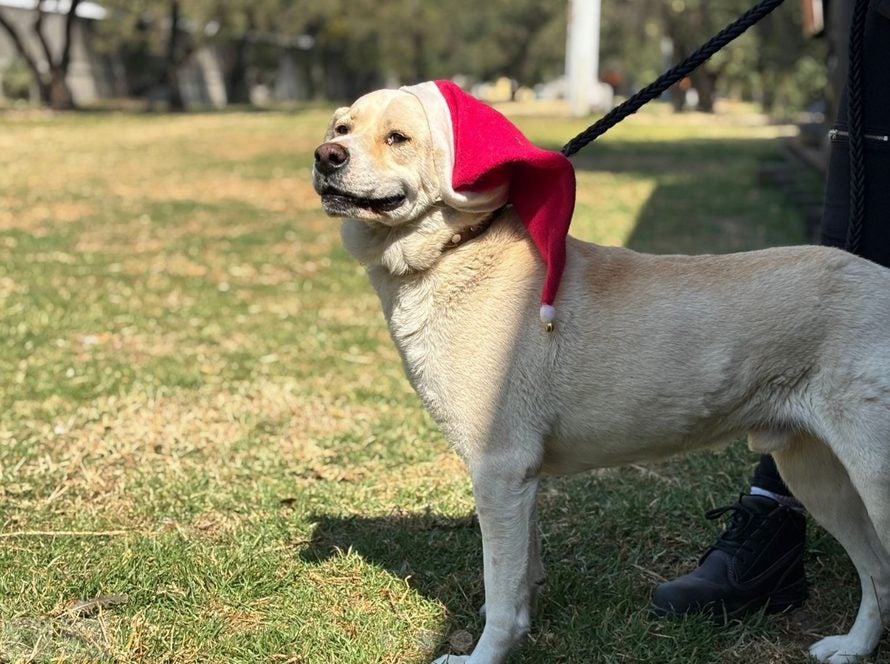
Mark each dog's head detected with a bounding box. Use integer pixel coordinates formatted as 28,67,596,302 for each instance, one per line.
313,89,441,226
314,82,576,321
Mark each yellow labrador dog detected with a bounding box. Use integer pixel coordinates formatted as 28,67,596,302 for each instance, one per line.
312,86,890,664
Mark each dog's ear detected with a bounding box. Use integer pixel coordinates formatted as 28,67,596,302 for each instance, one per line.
324,107,350,140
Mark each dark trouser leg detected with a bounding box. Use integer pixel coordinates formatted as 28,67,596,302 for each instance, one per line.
761,6,890,502
751,454,793,496
820,7,890,265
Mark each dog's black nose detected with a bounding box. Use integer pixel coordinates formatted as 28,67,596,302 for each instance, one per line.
314,142,349,175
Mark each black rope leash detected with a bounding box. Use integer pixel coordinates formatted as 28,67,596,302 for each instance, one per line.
561,0,787,158
845,0,870,254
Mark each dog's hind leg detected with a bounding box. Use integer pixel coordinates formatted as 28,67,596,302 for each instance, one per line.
433,453,540,664
773,434,890,664
834,437,890,559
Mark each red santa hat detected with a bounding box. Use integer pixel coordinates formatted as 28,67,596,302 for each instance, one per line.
401,80,576,327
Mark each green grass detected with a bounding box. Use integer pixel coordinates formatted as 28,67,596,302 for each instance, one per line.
0,104,884,663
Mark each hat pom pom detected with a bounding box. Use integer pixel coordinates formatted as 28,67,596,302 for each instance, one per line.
540,304,555,324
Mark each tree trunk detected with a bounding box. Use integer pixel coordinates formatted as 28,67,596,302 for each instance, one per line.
225,36,251,104
47,68,75,109
669,82,686,112
225,6,254,105
0,9,46,106
693,69,719,113
166,0,186,111
166,63,185,111
32,0,81,109
760,83,777,114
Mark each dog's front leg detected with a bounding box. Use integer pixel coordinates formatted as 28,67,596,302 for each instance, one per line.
434,456,540,664
479,498,544,620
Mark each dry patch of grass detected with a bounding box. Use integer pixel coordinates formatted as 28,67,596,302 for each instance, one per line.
0,199,96,232
108,174,319,212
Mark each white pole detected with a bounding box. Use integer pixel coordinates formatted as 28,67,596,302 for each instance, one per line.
565,0,601,117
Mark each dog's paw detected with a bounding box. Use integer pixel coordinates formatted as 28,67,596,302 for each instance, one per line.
431,656,470,664
478,602,486,617
809,634,872,663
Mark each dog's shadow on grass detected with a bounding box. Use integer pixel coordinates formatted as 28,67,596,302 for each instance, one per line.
295,460,867,663
299,507,486,626
296,471,730,661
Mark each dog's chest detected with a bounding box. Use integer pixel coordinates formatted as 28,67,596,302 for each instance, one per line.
372,272,453,404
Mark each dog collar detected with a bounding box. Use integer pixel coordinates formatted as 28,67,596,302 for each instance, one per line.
441,207,504,254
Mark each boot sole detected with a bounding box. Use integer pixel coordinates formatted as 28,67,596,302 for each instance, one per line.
649,575,807,624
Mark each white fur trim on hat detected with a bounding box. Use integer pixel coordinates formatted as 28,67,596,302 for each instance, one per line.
401,82,509,212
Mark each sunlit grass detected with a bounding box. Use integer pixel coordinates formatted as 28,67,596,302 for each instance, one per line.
0,106,874,663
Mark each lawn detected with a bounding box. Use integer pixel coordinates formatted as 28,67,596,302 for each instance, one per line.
0,104,882,663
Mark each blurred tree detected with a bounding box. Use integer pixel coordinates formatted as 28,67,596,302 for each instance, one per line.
446,0,566,85
662,0,750,111
164,0,185,110
0,0,82,109
659,0,824,113
744,6,825,116
98,0,345,103
85,0,824,113
95,0,184,106
600,0,664,93
0,57,32,100
223,0,566,97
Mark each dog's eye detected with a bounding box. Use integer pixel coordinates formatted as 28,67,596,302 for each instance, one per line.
385,131,409,146
334,124,349,136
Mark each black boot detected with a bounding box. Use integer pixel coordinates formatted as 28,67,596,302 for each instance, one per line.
650,494,807,622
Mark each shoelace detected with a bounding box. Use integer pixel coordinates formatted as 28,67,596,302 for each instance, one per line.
700,497,770,561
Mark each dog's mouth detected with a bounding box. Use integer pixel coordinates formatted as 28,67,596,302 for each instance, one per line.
320,186,407,214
